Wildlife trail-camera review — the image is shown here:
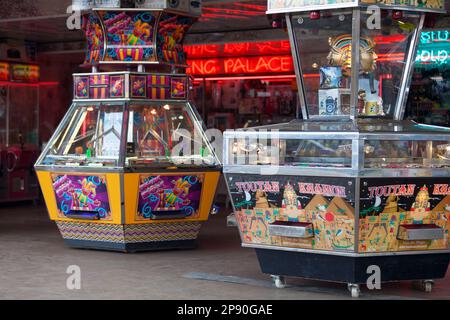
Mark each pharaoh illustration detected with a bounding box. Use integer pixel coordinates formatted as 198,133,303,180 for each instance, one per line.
69,178,101,211
255,190,270,208
327,35,378,77
410,185,431,223
282,182,302,210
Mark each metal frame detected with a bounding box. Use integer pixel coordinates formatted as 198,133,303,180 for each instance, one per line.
35,98,221,172
350,8,361,120
394,13,425,120
266,2,446,15
285,13,308,119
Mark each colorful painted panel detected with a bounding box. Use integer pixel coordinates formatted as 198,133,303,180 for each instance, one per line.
89,74,110,99
361,0,445,10
156,14,194,65
100,11,157,62
51,174,112,220
228,174,356,251
130,75,147,98
137,175,204,220
359,178,450,252
171,77,187,99
110,75,125,98
74,76,89,99
82,13,105,64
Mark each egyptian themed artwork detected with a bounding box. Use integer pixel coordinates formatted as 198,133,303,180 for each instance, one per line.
228,174,356,251
359,178,450,252
156,14,194,65
137,175,204,220
51,174,111,220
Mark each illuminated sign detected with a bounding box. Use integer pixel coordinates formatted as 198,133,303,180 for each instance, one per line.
0,62,9,81
187,55,294,76
420,30,449,44
416,30,449,66
11,64,40,82
185,40,291,59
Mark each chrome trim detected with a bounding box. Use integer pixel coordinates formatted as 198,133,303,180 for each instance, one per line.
243,243,450,257
267,4,446,15
350,8,360,120
223,166,449,177
286,13,308,119
267,3,359,15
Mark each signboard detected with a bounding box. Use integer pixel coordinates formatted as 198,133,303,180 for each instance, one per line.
137,174,204,220
11,64,40,82
187,55,294,76
416,30,449,67
0,63,9,81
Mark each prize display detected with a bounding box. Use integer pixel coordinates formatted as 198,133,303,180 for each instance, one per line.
0,62,40,203
35,1,221,252
223,1,449,297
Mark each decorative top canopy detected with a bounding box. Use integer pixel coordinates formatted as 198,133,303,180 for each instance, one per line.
267,0,446,14
75,1,202,66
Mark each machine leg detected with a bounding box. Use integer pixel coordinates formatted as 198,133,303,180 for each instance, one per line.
271,275,286,289
347,283,361,298
414,280,434,293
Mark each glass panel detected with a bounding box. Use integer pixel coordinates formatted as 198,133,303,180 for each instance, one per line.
364,140,450,169
358,10,421,117
292,10,353,117
125,102,218,167
229,137,353,168
41,103,123,167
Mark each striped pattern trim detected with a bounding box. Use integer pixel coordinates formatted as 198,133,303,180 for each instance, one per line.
56,221,202,244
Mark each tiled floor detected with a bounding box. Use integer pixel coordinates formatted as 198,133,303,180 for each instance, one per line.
0,203,448,300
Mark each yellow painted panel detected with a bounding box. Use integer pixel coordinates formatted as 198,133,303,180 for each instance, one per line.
36,171,122,224
124,171,221,224
36,170,59,220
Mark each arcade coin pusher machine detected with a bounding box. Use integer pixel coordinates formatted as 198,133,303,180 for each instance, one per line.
223,0,449,297
35,0,221,252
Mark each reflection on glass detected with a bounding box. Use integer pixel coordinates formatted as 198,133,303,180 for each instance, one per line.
42,103,124,167
364,140,450,168
358,11,421,117
126,102,218,167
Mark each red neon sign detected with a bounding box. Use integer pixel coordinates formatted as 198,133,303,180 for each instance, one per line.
185,40,291,59
187,55,294,76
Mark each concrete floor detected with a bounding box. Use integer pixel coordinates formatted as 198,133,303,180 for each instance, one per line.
0,203,449,300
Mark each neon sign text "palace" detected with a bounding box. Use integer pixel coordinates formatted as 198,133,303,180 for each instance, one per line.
187,55,293,76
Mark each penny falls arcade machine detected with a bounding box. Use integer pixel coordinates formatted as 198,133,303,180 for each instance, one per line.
35,0,221,252
223,0,450,297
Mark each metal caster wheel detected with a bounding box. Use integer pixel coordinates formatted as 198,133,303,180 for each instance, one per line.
347,283,360,298
271,275,286,289
415,280,434,293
